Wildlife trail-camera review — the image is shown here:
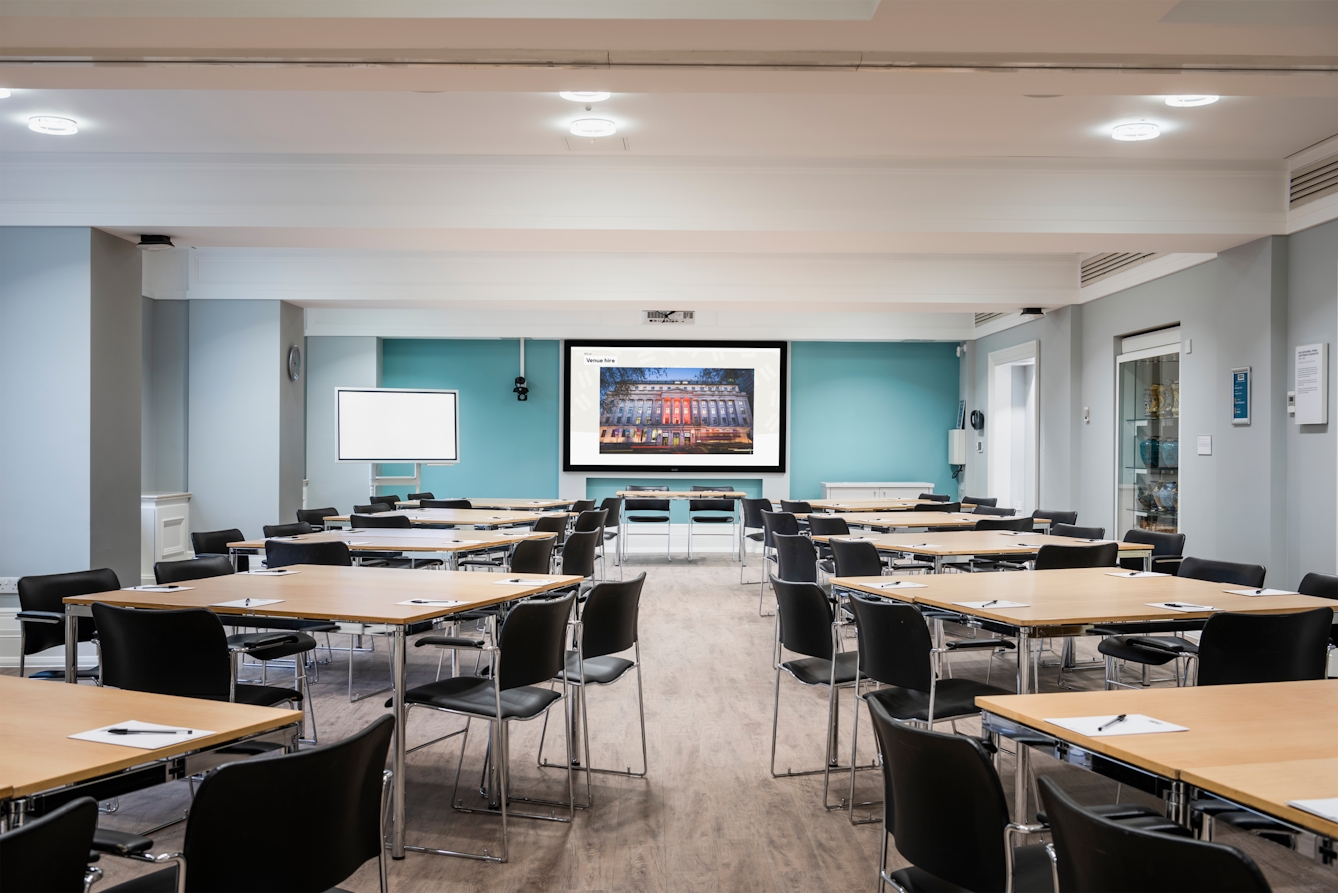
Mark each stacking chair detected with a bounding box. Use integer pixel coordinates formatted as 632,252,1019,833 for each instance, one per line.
807,514,849,569
598,496,623,577
16,568,116,680
974,505,1018,516
573,508,610,579
561,529,601,594
262,521,314,538
914,501,961,513
421,498,472,509
1039,776,1270,893
296,507,340,530
871,704,1054,893
1195,608,1332,686
191,528,248,571
348,511,442,569
1050,523,1106,540
352,512,410,528
1120,528,1186,573
353,503,395,515
758,511,801,614
773,533,822,587
532,514,570,556
1298,572,1338,644
460,533,556,574
1032,542,1117,570
408,491,435,500
962,495,998,507
687,497,737,561
918,493,950,502
100,716,395,893
0,796,99,893
1032,508,1078,527
624,495,672,560
780,499,814,533
979,517,1033,532
398,591,582,864
830,538,886,578
371,494,400,507
571,498,598,515
265,538,353,568
739,497,775,584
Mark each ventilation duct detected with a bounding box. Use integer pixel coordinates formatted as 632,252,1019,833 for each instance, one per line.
1291,153,1338,207
1081,252,1161,287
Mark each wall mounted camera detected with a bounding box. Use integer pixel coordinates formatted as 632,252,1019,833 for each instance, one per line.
513,376,529,402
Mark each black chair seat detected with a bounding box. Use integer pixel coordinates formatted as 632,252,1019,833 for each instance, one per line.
864,677,1012,723
890,842,1054,893
1124,635,1197,654
230,631,317,662
945,637,1016,651
746,531,765,542
414,634,486,650
690,516,734,524
102,866,177,893
1088,619,1205,636
1211,812,1295,845
1097,636,1181,665
224,683,303,708
1116,815,1195,838
403,675,561,720
564,652,634,685
626,515,670,523
780,650,859,686
27,666,101,681
1038,802,1161,824
224,616,339,634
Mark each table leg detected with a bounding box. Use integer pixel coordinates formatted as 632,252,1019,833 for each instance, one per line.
64,611,78,683
1017,629,1031,694
1014,735,1031,824
391,625,407,859
933,555,943,573
1144,551,1152,572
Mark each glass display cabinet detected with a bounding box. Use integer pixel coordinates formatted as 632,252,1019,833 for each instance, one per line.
1117,345,1180,534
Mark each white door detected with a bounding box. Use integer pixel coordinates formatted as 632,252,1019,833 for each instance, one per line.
987,342,1040,515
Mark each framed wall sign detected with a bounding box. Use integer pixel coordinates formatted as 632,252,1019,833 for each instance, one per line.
1231,366,1251,426
1294,343,1329,425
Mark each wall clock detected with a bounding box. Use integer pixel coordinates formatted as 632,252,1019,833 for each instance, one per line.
287,345,302,382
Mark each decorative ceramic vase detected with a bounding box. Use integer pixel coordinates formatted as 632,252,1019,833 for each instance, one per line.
1159,439,1179,467
1139,437,1159,467
1170,381,1180,417
1154,481,1178,511
1149,384,1164,418
1137,485,1157,511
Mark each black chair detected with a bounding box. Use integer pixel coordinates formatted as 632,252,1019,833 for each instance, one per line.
688,498,736,561
407,491,435,500
353,503,394,515
460,533,557,575
974,505,1018,516
1039,775,1269,893
103,716,395,893
918,493,951,502
398,591,581,863
598,496,624,577
421,498,472,509
561,529,601,591
265,539,353,568
262,521,314,538
759,511,802,614
625,485,668,491
1179,557,1267,587
571,498,598,515
191,528,248,572
0,795,99,893
537,573,649,778
532,514,570,551
1032,542,1118,570
808,515,851,538
623,496,672,560
830,538,885,578
773,532,822,585
347,512,444,568
977,517,1033,532
962,495,998,507
769,577,859,797
1119,529,1185,573
371,494,400,507
1051,523,1106,540
1032,509,1078,526
781,499,813,514
1298,572,1338,644
914,501,961,513
16,569,117,681
739,497,775,584
954,516,1034,572
574,509,611,578
871,703,1053,893
351,512,411,528
1195,608,1333,686
296,507,339,530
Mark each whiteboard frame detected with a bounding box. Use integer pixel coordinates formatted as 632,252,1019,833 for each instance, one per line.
335,387,460,464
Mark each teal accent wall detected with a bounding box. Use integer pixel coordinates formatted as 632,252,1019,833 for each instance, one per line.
379,339,560,497
585,477,763,522
790,342,961,499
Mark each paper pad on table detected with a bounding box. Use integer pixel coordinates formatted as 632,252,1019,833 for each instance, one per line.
954,600,1028,609
396,599,465,607
1107,571,1169,578
1044,714,1188,737
867,580,927,590
210,598,284,608
1287,798,1338,824
70,720,216,750
127,585,195,592
1146,602,1220,613
243,569,300,576
492,578,555,585
1224,588,1298,597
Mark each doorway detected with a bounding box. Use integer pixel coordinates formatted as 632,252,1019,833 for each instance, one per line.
987,341,1040,516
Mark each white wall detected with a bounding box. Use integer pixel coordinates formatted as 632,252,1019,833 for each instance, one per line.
141,298,190,493
304,335,381,514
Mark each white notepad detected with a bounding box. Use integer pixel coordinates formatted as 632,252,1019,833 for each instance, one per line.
867,580,927,590
1224,588,1298,597
906,544,944,549
954,600,1028,609
836,536,874,541
492,578,555,585
1287,798,1338,824
126,585,195,592
243,568,300,576
396,599,465,607
1146,601,1220,613
211,598,284,609
1044,714,1188,737
344,541,372,546
70,720,216,750
1107,571,1169,578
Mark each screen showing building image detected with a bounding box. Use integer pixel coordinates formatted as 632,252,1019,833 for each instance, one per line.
599,368,754,454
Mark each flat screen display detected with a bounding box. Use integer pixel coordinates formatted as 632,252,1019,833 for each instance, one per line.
337,388,459,462
564,340,787,473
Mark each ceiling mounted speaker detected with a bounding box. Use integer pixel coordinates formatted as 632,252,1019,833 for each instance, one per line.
138,234,174,250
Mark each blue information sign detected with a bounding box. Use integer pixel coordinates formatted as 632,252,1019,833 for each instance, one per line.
1232,366,1251,426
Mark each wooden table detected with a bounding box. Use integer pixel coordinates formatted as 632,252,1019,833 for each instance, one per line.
1182,758,1338,841
396,498,574,511
823,512,1049,532
807,498,928,512
324,508,543,529
976,681,1338,835
813,529,1152,573
64,565,582,859
0,674,299,829
227,529,554,570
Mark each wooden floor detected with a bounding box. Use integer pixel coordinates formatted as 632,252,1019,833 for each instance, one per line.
24,556,1336,892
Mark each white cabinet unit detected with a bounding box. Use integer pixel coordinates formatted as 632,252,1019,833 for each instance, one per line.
141,492,192,585
820,482,936,500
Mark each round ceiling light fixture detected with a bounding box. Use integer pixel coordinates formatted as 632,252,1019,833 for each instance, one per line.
28,115,79,135
560,91,611,102
1165,95,1219,107
570,117,617,138
1111,121,1160,141
0,88,11,99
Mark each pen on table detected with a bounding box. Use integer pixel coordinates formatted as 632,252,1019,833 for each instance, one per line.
1097,714,1127,732
108,728,193,735
982,600,999,608
1164,603,1198,610
1252,589,1265,594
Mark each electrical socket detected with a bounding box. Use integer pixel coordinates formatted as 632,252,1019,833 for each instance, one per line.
0,577,18,594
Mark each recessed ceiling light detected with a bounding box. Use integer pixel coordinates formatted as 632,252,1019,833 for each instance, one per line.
1112,122,1160,141
570,118,617,138
560,91,611,102
28,115,78,135
1165,95,1219,107
0,89,11,99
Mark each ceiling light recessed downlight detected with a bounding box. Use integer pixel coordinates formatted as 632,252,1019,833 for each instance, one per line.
570,118,617,138
560,91,611,102
1112,122,1160,141
1165,95,1219,107
28,115,78,135
0,89,11,99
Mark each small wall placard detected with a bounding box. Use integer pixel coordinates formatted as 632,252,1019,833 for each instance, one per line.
1294,343,1329,425
1231,367,1250,426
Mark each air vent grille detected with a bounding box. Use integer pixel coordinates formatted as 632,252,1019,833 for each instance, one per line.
1081,252,1160,287
643,310,695,325
974,312,1004,327
1291,153,1338,207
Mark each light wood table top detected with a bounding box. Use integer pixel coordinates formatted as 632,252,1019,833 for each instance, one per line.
829,566,1336,629
0,674,298,801
327,508,543,527
813,529,1147,559
616,490,745,499
977,680,1338,785
827,512,1044,530
396,498,574,510
66,565,582,626
228,529,553,553
808,498,928,512
1181,758,1338,839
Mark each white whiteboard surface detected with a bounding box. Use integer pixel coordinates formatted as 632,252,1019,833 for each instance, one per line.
337,388,459,462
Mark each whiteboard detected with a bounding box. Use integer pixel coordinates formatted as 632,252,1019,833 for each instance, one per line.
337,388,459,462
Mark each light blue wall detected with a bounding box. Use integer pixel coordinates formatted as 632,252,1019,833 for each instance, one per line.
379,339,560,497
789,341,961,500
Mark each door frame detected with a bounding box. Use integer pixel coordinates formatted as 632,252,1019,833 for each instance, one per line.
986,340,1041,512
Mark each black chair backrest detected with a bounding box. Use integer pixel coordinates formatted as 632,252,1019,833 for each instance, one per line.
914,502,961,513
872,703,1011,893
1032,509,1078,525
191,528,244,556
770,577,836,660
573,508,609,533
973,505,1017,516
93,604,230,698
1298,572,1338,601
625,497,670,513
580,573,646,659
407,492,434,500
532,514,569,545
351,513,411,529
1051,522,1106,539
1038,775,1270,893
918,493,950,502
961,496,997,507
975,516,1033,532
780,500,813,513
807,515,851,537
598,496,623,522
571,499,597,513
353,503,393,515
561,529,601,578
371,494,400,506
1033,542,1118,570
1178,557,1266,588
266,539,353,569
296,507,339,528
509,536,556,575
847,593,933,692
17,568,119,654
155,555,234,585
626,485,668,491
0,795,98,893
421,499,472,509
690,485,723,491
760,510,800,547
740,497,774,530
689,498,735,513
263,521,314,538
1122,528,1185,557
497,591,577,690
183,715,394,893
1196,608,1333,686
830,539,885,577
773,533,819,583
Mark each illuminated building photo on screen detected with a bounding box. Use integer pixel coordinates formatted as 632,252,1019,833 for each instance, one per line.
599,368,754,454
